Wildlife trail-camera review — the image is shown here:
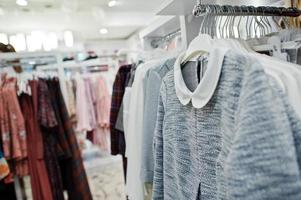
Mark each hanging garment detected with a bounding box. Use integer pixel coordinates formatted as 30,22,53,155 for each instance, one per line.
213,35,301,119
126,60,164,200
141,58,175,184
110,64,132,178
93,76,111,152
0,85,9,158
95,76,111,128
66,80,77,121
122,87,132,150
115,62,139,132
251,52,301,119
110,64,132,156
38,79,65,200
46,80,72,162
76,77,97,132
84,78,97,128
48,79,92,200
1,77,28,179
19,82,54,200
153,49,301,200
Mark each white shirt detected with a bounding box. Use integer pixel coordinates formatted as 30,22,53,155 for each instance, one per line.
125,60,164,200
251,53,301,119
122,87,132,146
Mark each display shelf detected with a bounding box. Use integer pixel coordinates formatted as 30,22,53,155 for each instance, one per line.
139,15,180,39
156,0,196,16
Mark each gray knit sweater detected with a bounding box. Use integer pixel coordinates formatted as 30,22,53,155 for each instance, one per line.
152,50,301,200
141,58,175,183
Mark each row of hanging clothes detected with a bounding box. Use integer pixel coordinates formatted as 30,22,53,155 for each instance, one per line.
35,58,118,155
65,71,113,153
109,43,182,200
114,3,301,200
0,69,93,200
154,3,301,200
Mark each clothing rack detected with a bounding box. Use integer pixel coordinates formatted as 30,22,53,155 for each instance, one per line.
0,51,69,105
150,29,181,48
0,51,61,60
36,59,115,71
193,4,301,17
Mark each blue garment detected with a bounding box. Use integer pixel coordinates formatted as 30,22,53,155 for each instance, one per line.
141,58,175,183
153,50,301,200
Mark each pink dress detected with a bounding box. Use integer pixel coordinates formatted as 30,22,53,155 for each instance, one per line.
93,76,111,152
75,78,97,132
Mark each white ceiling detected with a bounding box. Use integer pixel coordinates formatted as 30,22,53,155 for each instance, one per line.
0,0,163,40
0,0,286,41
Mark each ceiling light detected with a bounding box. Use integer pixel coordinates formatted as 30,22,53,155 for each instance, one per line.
99,28,108,34
16,0,28,7
108,0,117,7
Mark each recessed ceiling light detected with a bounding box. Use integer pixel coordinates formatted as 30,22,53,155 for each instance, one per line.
16,0,28,7
108,0,117,7
99,28,108,34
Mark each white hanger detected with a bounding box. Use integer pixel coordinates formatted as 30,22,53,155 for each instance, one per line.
268,36,289,61
181,34,214,65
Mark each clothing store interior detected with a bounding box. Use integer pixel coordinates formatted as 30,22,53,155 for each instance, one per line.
2,0,301,199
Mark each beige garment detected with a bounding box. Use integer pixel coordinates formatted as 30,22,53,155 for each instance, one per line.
66,80,76,119
23,176,33,200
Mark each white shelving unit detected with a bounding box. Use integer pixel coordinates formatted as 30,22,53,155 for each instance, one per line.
139,16,180,39
140,0,200,50
156,0,196,16
139,16,181,50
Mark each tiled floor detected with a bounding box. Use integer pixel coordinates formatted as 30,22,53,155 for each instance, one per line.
85,156,126,200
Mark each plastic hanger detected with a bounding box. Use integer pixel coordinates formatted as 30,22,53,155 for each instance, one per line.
181,4,220,66
181,34,213,65
268,36,289,61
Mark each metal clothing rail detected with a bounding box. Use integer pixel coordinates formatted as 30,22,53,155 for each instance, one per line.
0,51,62,61
36,59,115,71
150,29,181,48
0,51,70,104
193,4,301,17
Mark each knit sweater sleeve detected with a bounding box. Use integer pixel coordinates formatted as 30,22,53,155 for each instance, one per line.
225,62,301,200
152,80,167,200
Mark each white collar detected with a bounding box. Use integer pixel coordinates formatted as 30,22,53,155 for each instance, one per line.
174,48,229,108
